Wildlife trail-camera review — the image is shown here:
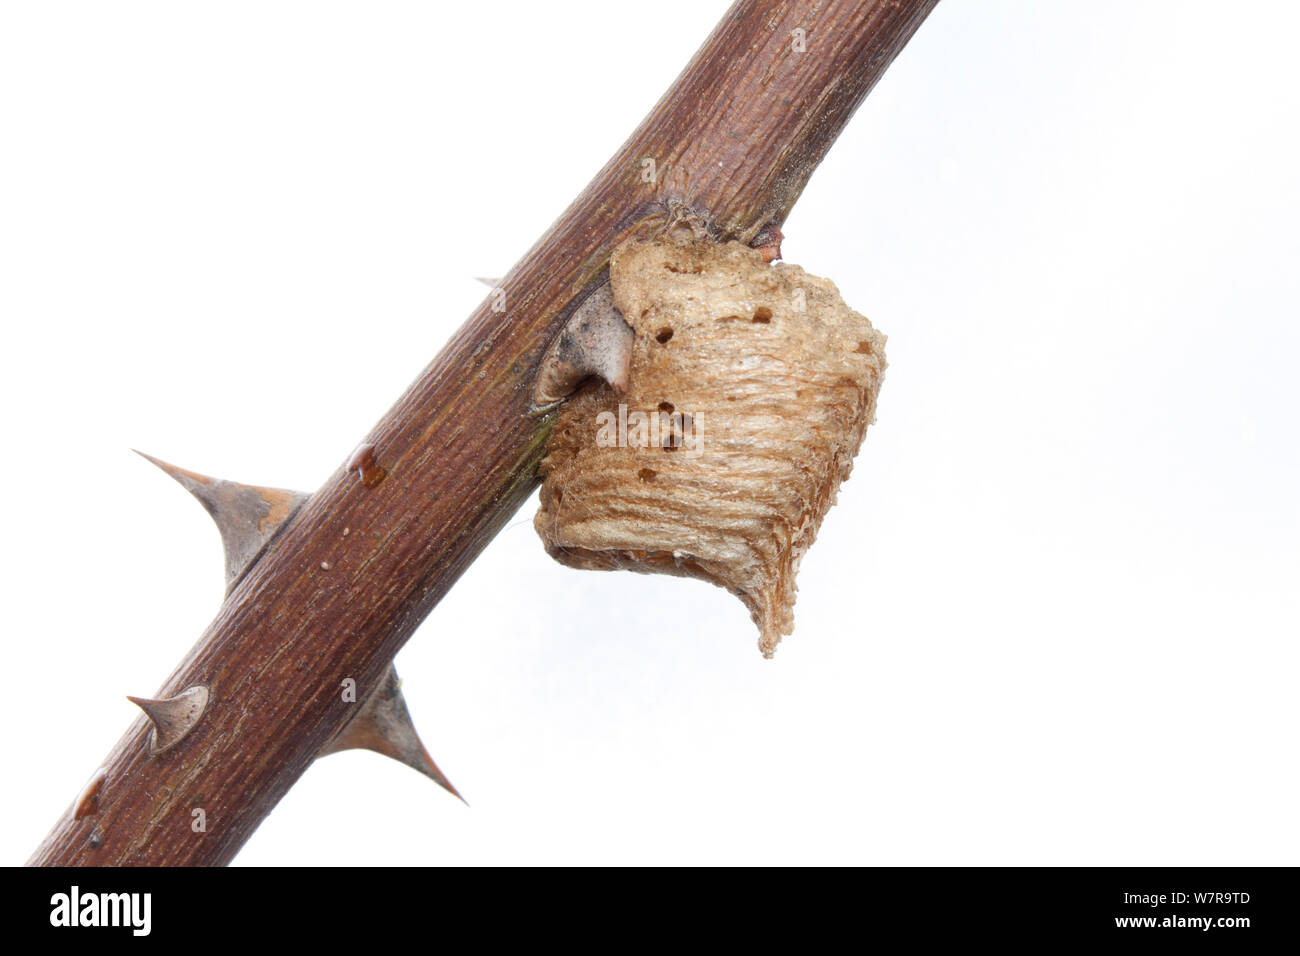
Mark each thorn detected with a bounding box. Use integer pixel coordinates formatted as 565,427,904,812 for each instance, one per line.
320,665,465,803
133,450,310,591
532,275,634,408
346,442,387,488
73,768,108,820
474,276,503,288
127,685,210,755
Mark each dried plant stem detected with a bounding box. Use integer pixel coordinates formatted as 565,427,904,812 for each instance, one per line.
30,0,938,866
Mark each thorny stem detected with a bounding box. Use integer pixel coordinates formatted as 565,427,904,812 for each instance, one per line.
29,0,938,866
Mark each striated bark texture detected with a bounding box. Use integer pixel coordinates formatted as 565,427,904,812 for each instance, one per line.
30,0,938,866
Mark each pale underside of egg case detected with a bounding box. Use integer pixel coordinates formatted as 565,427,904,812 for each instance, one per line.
535,234,887,657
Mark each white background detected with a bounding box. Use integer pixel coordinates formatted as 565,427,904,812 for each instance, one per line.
3,1,1297,866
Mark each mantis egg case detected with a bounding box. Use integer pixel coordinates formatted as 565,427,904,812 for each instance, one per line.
535,235,886,657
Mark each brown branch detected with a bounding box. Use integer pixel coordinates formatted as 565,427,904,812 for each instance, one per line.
29,0,938,866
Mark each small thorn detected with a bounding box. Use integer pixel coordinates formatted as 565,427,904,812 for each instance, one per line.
73,767,108,821
320,665,464,803
133,450,310,590
127,685,209,754
346,442,387,488
474,276,503,288
533,275,634,408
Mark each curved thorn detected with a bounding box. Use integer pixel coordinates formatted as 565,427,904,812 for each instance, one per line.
532,274,634,408
127,686,209,755
73,767,108,821
320,665,465,804
132,450,310,590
